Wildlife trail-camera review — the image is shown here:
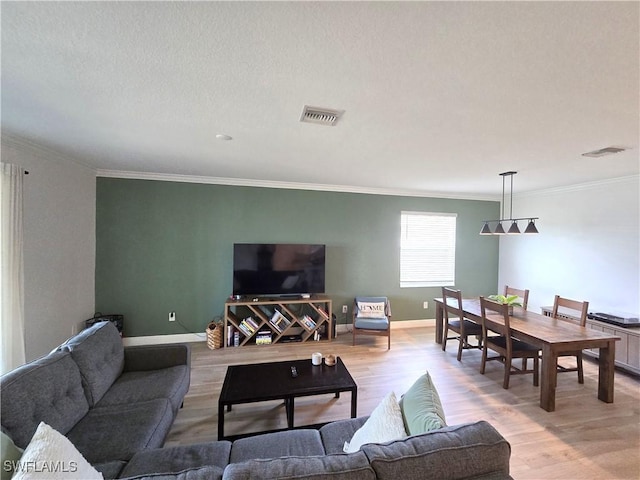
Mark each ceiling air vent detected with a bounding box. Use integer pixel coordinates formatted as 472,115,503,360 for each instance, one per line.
581,146,626,158
300,105,344,126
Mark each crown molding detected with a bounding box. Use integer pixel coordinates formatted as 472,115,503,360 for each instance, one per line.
6,132,634,200
515,174,639,198
95,169,498,201
1,131,97,174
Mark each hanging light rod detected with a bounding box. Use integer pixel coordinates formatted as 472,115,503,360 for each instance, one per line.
479,171,540,235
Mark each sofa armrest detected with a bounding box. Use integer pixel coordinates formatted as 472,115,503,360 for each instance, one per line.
123,344,190,372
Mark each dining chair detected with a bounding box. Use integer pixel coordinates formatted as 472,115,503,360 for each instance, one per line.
441,287,482,361
479,296,540,389
352,296,391,349
504,285,529,310
551,295,589,383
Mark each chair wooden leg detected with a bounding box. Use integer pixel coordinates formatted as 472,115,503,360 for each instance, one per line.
533,357,539,386
577,352,584,384
387,329,391,350
442,324,448,351
480,344,487,374
456,336,464,361
503,357,511,389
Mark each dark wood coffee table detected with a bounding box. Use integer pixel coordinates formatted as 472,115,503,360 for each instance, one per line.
218,357,357,440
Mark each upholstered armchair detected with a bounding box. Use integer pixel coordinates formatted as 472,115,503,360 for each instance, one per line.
352,296,391,349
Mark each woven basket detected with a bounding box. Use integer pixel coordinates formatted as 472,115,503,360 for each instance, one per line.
206,321,223,350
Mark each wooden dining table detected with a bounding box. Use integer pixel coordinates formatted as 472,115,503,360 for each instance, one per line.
433,297,620,412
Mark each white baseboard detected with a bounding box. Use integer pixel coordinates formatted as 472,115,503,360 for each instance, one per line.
122,333,206,346
335,318,433,335
392,319,434,329
122,319,435,345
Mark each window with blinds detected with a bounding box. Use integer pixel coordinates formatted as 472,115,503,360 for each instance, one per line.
400,211,457,288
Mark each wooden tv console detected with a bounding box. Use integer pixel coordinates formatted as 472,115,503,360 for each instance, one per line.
224,295,332,347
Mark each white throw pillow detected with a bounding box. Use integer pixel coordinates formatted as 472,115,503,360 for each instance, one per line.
357,302,386,318
343,391,407,453
11,422,102,480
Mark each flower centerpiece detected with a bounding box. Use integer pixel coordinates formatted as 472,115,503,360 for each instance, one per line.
487,294,522,315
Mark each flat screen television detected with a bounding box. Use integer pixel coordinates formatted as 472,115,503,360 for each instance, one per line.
233,243,326,297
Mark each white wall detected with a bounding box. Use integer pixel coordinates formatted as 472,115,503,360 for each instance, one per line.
1,136,96,360
499,176,640,317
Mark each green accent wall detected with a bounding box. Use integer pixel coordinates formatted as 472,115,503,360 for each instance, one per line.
96,178,499,337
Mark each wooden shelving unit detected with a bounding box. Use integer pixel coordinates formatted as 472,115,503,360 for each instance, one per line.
224,295,332,347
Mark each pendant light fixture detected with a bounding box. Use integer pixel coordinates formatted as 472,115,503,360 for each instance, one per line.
479,171,539,236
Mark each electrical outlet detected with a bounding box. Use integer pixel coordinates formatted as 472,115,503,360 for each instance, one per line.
342,305,348,314
169,312,176,322
423,301,429,309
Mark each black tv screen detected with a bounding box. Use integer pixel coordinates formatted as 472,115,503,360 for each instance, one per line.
233,243,326,296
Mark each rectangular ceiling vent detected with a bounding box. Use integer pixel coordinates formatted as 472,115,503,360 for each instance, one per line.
300,105,344,126
581,146,626,158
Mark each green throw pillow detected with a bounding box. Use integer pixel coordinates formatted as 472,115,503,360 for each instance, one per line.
1,431,23,480
399,372,447,435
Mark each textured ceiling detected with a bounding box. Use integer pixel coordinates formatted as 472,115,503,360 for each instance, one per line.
1,1,638,198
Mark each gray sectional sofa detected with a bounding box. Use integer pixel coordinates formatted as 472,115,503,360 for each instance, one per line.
2,321,512,480
1,321,190,469
113,419,512,480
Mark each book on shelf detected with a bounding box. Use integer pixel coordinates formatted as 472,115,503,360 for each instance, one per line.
226,325,233,347
256,330,272,345
270,310,291,333
237,320,254,337
245,316,260,331
301,314,316,331
316,307,330,320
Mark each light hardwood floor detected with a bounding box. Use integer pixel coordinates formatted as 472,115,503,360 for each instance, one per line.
165,325,640,479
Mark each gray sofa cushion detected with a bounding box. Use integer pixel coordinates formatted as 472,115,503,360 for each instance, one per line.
0,350,89,448
120,441,232,479
222,451,376,480
360,421,512,480
98,365,190,412
60,321,125,406
319,416,368,454
229,430,324,464
67,398,174,464
94,460,127,479
120,466,224,480
124,345,190,372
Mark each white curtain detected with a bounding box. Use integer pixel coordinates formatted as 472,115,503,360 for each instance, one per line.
1,162,26,374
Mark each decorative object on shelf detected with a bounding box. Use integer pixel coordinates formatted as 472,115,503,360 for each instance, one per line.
479,171,539,235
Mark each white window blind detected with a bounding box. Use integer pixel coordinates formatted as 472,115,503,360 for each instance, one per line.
400,211,457,288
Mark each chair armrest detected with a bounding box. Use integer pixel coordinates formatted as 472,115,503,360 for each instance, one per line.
123,343,191,372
